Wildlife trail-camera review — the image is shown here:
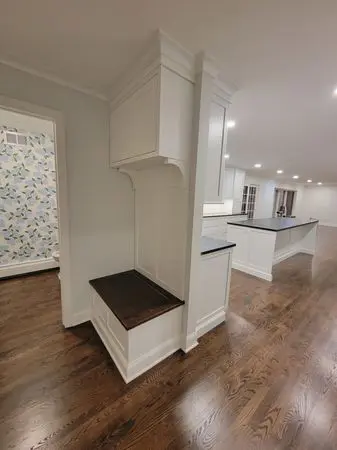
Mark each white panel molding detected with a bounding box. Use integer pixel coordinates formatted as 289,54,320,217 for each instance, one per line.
91,315,129,382
0,58,107,101
232,261,273,282
70,309,91,327
91,288,183,383
0,257,58,279
196,307,226,338
273,247,299,265
127,335,181,383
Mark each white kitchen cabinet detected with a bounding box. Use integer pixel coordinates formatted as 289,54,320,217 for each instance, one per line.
222,168,246,213
197,246,233,338
202,214,247,239
204,100,228,203
110,66,194,168
233,169,245,200
222,168,235,199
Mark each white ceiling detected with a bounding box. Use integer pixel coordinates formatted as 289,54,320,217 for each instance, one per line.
1,0,337,182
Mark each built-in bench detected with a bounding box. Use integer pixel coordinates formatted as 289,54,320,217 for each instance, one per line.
89,270,184,383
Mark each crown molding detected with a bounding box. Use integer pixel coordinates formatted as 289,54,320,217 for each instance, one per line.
0,58,108,101
195,51,219,79
108,29,196,106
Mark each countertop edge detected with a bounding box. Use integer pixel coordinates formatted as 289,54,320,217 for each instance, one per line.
227,219,319,232
203,213,248,218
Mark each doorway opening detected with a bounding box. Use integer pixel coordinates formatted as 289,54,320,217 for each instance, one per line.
273,188,296,217
0,96,72,327
0,109,59,277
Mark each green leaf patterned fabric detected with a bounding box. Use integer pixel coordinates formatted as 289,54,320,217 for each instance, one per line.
0,127,59,265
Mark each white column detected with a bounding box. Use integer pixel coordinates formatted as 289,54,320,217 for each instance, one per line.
180,54,218,352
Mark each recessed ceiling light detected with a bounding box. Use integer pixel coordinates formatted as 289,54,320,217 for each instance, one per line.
254,163,262,168
293,175,299,179
307,179,312,183
224,153,230,159
317,182,323,185
333,87,337,96
277,170,283,174
227,120,236,129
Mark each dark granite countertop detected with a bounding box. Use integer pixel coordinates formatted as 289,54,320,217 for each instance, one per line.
227,217,319,232
90,270,184,330
201,236,236,255
203,213,248,218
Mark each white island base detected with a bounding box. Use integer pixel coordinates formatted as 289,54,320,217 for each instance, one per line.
227,218,319,282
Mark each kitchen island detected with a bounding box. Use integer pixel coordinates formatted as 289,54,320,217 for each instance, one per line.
227,218,319,281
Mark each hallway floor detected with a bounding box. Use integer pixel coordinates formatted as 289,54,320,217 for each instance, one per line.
1,226,337,449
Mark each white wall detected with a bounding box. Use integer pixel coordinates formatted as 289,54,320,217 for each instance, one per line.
298,186,337,227
0,63,134,319
245,175,304,219
0,108,53,134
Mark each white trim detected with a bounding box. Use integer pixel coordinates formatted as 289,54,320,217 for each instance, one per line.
232,262,273,282
0,58,107,101
196,307,226,338
91,315,181,384
273,247,299,265
127,336,180,383
0,258,58,279
180,332,199,353
109,29,196,104
0,95,73,328
70,309,90,327
319,222,337,228
91,316,129,383
136,266,180,299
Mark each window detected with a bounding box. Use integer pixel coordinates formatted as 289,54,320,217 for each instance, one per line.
5,131,27,146
241,184,257,219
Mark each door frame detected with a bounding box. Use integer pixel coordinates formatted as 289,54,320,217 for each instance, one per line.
0,94,73,327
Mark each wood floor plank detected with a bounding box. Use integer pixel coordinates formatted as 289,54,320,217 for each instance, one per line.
1,226,337,449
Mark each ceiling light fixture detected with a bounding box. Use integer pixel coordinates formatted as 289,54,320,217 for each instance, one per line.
293,175,299,179
224,153,230,159
227,120,236,129
277,170,283,174
333,87,337,96
307,179,312,183
317,182,323,185
254,163,262,168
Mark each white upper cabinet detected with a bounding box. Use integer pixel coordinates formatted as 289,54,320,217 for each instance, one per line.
110,66,194,168
110,75,159,164
222,167,235,199
204,100,227,203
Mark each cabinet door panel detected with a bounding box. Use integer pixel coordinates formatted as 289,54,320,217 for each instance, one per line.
204,102,226,203
110,75,159,164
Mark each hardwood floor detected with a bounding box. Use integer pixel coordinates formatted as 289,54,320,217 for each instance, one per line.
1,226,337,449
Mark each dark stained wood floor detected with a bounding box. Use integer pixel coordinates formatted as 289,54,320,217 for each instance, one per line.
1,226,337,449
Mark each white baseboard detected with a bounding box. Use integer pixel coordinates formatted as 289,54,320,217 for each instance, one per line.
68,309,90,327
180,332,199,353
91,316,181,383
319,222,337,228
0,257,58,279
232,261,272,282
273,247,298,265
299,249,315,256
196,307,226,338
127,337,180,383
